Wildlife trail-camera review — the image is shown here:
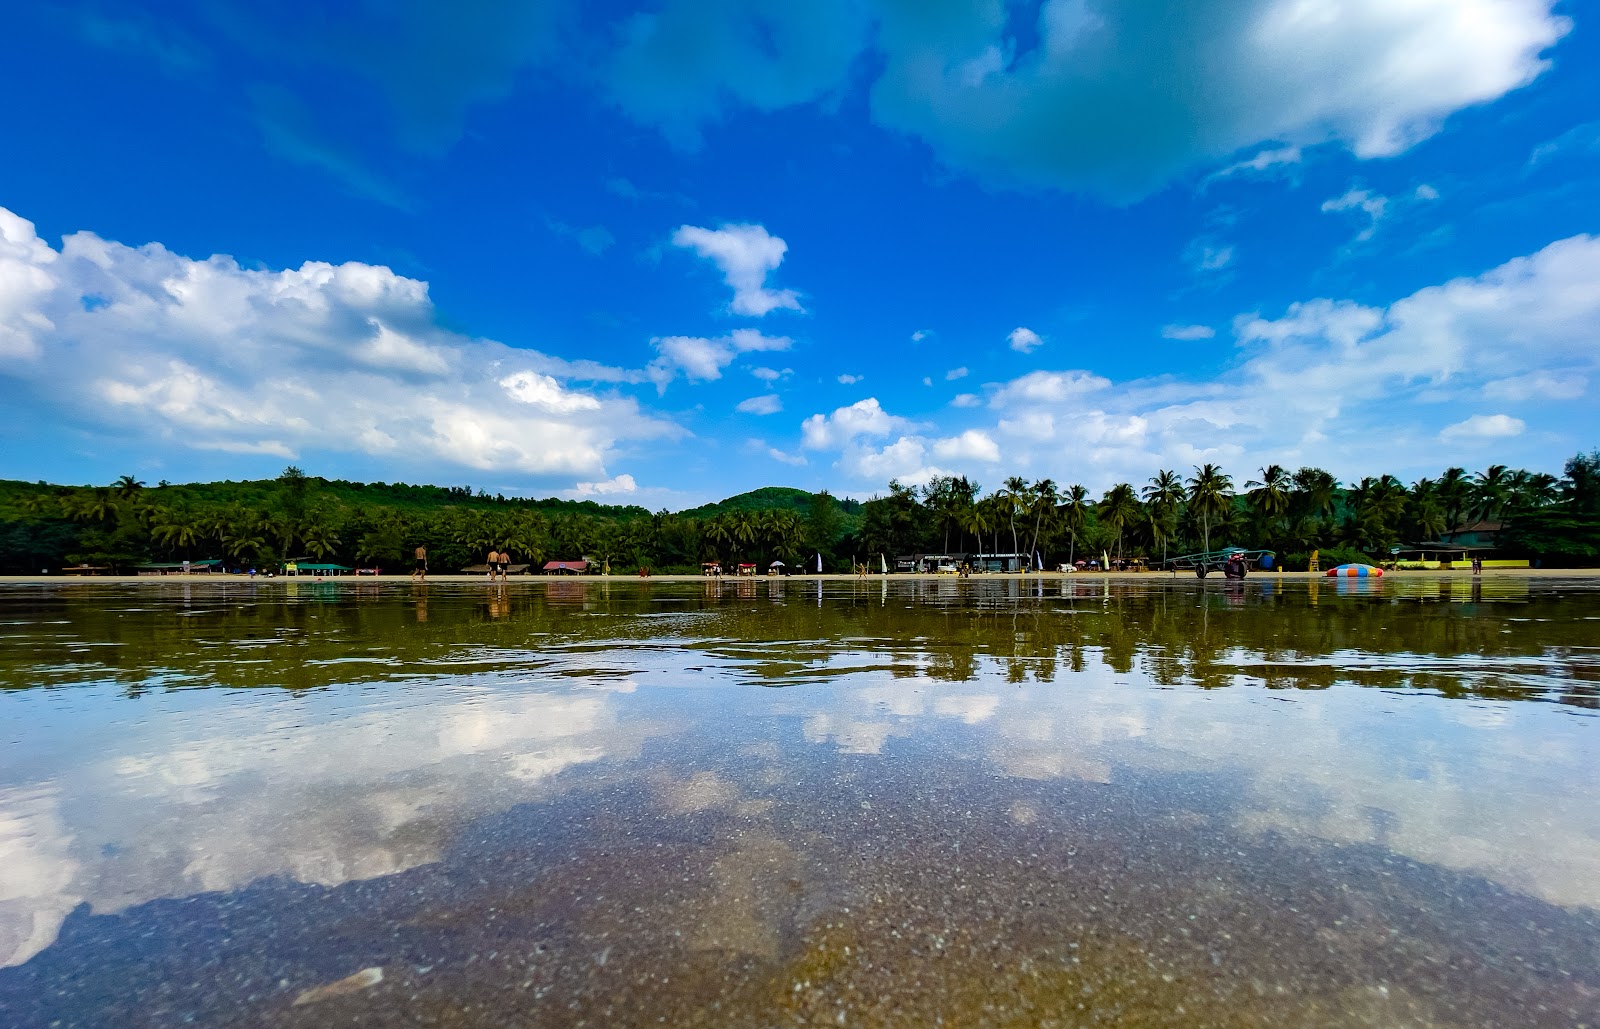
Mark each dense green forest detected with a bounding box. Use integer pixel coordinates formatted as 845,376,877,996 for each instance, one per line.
1,450,1597,573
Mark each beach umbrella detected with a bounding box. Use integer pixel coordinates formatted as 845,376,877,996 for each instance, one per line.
816,553,822,573
880,554,888,574
1326,563,1383,577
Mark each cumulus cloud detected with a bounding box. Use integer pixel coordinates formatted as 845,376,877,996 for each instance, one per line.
568,473,639,496
950,393,982,408
736,394,783,415
751,366,791,382
0,207,675,480
598,1,1569,197
849,235,1600,491
800,397,910,450
1008,326,1044,353
1162,324,1216,341
989,370,1112,407
910,329,931,342
1439,414,1526,442
671,223,802,316
837,373,862,384
867,0,1569,197
931,429,1001,463
647,328,791,389
945,366,969,380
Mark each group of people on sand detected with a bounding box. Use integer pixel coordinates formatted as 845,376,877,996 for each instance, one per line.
484,549,510,582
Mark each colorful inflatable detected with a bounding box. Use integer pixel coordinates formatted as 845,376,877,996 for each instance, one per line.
1327,563,1383,577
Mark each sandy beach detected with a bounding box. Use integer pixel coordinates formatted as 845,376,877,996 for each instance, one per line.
2,567,1595,585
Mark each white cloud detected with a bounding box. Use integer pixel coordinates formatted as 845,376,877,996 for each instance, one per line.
1205,144,1302,184
767,446,807,466
868,0,1569,197
0,207,675,479
567,473,639,497
921,376,933,386
647,328,791,389
736,393,782,415
1414,183,1441,201
1162,324,1216,341
845,436,953,486
910,235,1600,491
1321,187,1390,241
1187,240,1235,272
950,393,982,408
931,429,1001,463
837,373,861,384
800,397,910,450
945,366,969,380
1008,326,1044,353
671,223,802,316
751,365,791,382
990,370,1111,407
1439,414,1526,442
910,329,930,342
1483,370,1587,402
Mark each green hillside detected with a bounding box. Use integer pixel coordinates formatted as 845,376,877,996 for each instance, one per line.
678,486,863,520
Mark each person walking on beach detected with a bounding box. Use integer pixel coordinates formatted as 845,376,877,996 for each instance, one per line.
412,545,428,582
496,550,509,583
486,549,500,580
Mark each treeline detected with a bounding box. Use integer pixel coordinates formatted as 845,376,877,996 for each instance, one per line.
1,451,1597,574
0,470,863,574
848,453,1600,571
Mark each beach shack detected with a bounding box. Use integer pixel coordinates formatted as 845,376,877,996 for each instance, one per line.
543,560,589,575
296,563,353,576
134,559,224,576
736,562,758,576
972,552,1028,573
701,561,722,576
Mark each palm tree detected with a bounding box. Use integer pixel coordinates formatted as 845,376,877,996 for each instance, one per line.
1025,479,1057,568
957,501,991,558
1097,484,1142,561
1186,464,1234,554
1060,484,1089,567
1245,464,1291,544
113,475,146,499
1471,465,1512,522
999,476,1029,556
1142,470,1185,566
1438,467,1471,530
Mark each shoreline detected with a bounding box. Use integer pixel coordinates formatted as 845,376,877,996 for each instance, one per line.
2,567,1596,585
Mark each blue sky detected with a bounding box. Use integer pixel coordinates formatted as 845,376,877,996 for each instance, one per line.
1,0,1596,506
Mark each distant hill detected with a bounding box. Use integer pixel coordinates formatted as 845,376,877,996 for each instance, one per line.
678,486,864,521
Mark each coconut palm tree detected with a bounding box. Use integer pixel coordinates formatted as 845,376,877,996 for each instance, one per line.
1025,479,1058,567
1186,464,1233,554
1438,467,1471,530
113,475,146,499
1142,470,1185,566
957,501,991,559
1097,483,1142,561
1471,465,1512,522
1245,464,1291,544
1060,484,1090,567
998,476,1029,556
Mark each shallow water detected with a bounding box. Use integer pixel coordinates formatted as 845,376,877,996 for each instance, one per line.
0,576,1596,1028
